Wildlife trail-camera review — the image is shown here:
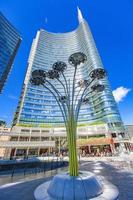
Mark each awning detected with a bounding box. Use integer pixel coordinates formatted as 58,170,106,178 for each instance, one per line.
77,137,114,146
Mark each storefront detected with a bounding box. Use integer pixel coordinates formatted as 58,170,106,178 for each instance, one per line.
77,137,115,156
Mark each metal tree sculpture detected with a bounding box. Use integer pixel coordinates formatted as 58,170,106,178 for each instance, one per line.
30,52,106,176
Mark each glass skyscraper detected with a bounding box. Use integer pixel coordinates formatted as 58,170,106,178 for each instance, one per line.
0,12,21,93
12,9,125,138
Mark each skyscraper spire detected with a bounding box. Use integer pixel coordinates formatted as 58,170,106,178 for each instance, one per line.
77,7,84,23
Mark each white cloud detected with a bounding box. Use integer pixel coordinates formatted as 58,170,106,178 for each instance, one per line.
113,86,131,103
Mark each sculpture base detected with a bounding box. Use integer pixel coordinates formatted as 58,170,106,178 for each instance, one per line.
34,171,119,200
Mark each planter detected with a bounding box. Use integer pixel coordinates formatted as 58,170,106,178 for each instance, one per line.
34,171,119,200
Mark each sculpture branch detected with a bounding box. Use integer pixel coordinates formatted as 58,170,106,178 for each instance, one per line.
71,65,77,114
41,84,68,130
46,80,69,117
61,72,70,103
75,78,95,123
46,80,62,96
74,86,84,111
56,78,68,97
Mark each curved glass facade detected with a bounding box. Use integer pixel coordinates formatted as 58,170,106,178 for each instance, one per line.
13,18,124,133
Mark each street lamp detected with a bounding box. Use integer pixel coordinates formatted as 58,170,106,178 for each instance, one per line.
30,52,106,176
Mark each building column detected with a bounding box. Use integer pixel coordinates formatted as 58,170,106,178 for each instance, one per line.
26,147,29,158
125,143,130,153
14,148,17,158
59,137,61,154
38,147,40,156
88,145,91,154
5,148,11,159
48,147,50,154
110,144,115,154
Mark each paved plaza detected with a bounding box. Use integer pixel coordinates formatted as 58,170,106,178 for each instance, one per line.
0,157,133,200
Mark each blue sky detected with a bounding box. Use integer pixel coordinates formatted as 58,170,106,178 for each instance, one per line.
0,0,133,126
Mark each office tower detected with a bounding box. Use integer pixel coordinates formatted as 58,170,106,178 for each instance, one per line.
13,8,124,133
0,12,21,93
6,8,127,158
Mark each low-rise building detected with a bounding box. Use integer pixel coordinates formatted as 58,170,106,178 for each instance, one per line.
0,124,130,159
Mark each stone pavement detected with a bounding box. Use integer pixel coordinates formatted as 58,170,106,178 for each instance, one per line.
0,158,133,200
80,159,133,200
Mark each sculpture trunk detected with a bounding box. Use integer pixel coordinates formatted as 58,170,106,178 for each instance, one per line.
67,115,79,176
